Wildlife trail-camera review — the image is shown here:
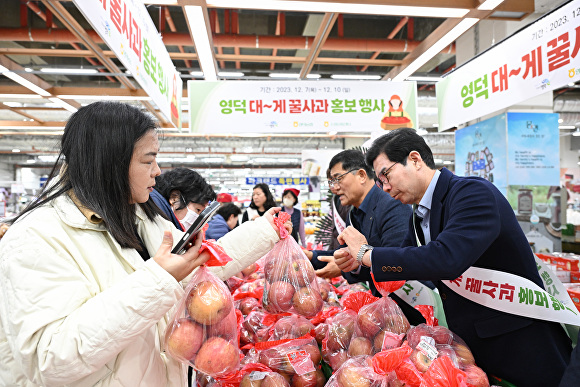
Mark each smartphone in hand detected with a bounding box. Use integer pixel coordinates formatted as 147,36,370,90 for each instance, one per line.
171,201,221,254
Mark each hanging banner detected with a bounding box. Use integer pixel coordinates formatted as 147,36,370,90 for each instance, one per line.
437,0,580,130
507,112,560,186
73,0,182,128
188,81,417,133
455,113,508,196
245,177,310,185
442,266,580,326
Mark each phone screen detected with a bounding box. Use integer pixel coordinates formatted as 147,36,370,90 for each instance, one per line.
171,201,221,254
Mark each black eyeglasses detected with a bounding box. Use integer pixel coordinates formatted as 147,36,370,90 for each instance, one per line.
327,169,358,188
375,162,398,188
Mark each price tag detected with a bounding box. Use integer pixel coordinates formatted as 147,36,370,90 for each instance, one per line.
286,350,316,375
249,371,268,381
417,337,438,361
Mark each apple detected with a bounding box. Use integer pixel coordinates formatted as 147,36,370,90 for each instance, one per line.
242,263,258,277
303,343,322,365
194,337,239,376
409,348,433,373
238,297,260,315
356,306,384,338
347,337,373,357
317,279,332,301
336,364,372,387
463,365,490,387
166,318,204,361
269,281,296,311
431,326,453,345
326,324,354,352
372,330,404,352
405,324,433,349
264,258,290,283
291,369,325,387
241,372,264,387
383,314,410,335
207,309,237,340
328,349,348,371
292,287,323,318
288,259,316,287
452,342,476,366
262,372,291,387
314,323,328,345
187,281,232,325
259,348,293,374
295,317,315,337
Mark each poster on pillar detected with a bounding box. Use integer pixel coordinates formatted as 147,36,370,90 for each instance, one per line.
436,0,580,130
73,0,182,128
188,81,417,133
455,113,508,196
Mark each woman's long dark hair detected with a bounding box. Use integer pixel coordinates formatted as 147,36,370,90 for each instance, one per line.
249,183,276,211
10,101,163,250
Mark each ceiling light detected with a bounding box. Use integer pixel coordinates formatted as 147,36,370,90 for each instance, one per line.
24,67,33,72
48,97,78,113
559,118,564,123
569,82,576,87
433,158,443,163
406,76,441,82
477,0,505,10
218,71,245,77
26,159,35,164
206,0,469,18
190,71,204,77
559,125,576,129
443,160,453,165
40,68,99,75
230,155,250,162
57,94,151,101
0,94,42,99
328,130,338,135
306,74,321,79
12,149,21,153
269,73,300,78
393,18,479,81
0,67,51,97
330,74,381,80
184,6,218,81
3,102,21,108
416,129,428,135
573,129,580,137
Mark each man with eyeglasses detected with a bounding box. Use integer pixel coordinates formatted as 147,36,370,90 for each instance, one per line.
303,149,425,320
334,128,571,387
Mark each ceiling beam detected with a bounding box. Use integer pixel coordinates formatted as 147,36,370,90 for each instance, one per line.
0,102,45,124
0,48,403,67
299,12,338,79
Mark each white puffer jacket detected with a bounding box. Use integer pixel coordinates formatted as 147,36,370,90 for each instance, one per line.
0,194,279,386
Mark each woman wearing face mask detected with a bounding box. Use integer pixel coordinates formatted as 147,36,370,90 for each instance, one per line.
241,183,277,223
280,188,307,247
150,168,216,231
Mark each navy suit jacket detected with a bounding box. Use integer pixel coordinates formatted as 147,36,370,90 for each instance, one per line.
370,168,571,386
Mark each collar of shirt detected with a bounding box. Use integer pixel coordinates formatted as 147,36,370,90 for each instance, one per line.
351,184,379,226
415,169,441,219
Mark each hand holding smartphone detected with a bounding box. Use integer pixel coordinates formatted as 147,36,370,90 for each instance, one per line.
171,201,221,254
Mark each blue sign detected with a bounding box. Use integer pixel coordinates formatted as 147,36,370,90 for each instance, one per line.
245,177,310,185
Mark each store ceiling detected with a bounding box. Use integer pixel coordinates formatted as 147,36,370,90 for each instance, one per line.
0,0,574,178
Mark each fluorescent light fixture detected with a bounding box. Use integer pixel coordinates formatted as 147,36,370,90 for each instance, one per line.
559,125,576,129
230,155,250,162
12,149,21,153
24,67,33,72
3,102,21,108
433,158,443,163
328,130,338,135
0,94,42,99
443,160,453,165
416,128,428,135
57,94,151,101
330,74,381,80
190,71,204,77
477,0,505,10
206,0,469,18
40,68,99,75
406,76,441,82
558,118,564,123
1,70,51,97
26,159,35,163
573,129,580,137
218,71,244,77
306,74,321,79
48,97,78,113
269,73,300,78
393,18,479,81
569,82,576,87
184,6,218,81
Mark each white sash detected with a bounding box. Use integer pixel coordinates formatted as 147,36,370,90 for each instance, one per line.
332,197,347,234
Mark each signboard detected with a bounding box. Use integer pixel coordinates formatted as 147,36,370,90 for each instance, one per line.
437,0,580,130
73,0,182,128
455,114,508,195
188,81,417,133
507,112,559,186
246,177,310,185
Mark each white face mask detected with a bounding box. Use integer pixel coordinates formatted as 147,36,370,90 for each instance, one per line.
283,198,295,208
180,208,199,229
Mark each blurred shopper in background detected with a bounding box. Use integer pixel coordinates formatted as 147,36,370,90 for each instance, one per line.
281,188,307,247
150,167,216,231
241,183,276,223
206,202,242,240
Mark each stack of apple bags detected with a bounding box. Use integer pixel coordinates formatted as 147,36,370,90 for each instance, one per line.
164,217,491,387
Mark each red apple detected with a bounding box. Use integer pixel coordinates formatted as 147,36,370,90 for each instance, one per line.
238,297,260,315
356,306,384,338
269,281,296,311
303,343,322,365
409,348,433,373
406,324,433,349
187,281,232,325
262,372,291,387
289,259,316,287
452,342,476,366
166,318,204,361
207,309,237,340
194,337,239,376
336,364,372,387
314,323,328,345
431,326,453,345
347,337,373,357
291,369,325,387
317,279,332,301
328,349,348,371
463,365,490,387
264,259,289,283
242,263,258,277
292,287,323,317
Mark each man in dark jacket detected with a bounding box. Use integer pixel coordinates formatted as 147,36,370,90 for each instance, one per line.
206,203,241,240
336,128,572,387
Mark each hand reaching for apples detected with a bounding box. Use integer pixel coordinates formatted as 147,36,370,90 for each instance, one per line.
315,255,342,278
334,247,359,272
154,230,210,282
337,226,368,261
263,207,293,238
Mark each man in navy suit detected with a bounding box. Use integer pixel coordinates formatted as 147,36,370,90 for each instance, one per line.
335,128,571,387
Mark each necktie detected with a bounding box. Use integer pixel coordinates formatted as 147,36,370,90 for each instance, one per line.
414,212,425,246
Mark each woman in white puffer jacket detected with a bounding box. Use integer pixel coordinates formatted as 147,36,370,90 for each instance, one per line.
0,102,290,387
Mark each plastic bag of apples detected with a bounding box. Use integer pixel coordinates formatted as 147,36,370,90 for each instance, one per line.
164,265,240,378
261,212,323,318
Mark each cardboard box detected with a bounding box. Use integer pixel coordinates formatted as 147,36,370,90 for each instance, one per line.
571,271,580,283
566,285,580,312
556,269,571,283
549,255,580,272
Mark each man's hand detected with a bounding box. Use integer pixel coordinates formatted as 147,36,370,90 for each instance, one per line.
154,230,210,282
315,255,342,278
301,247,313,260
337,226,368,260
334,247,360,272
